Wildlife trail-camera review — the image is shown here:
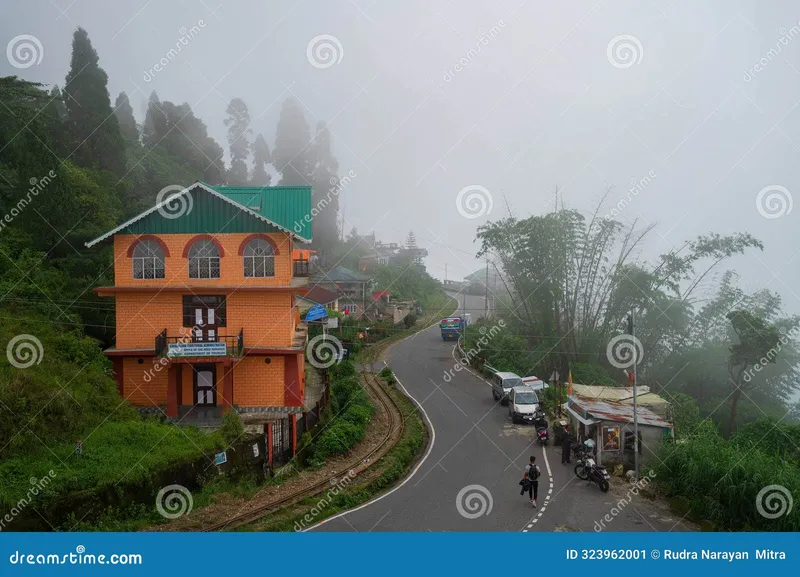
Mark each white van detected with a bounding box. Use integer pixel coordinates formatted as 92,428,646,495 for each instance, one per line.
491,371,524,405
522,375,549,391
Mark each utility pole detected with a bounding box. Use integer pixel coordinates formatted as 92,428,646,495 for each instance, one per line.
484,259,489,319
445,263,447,286
629,310,639,483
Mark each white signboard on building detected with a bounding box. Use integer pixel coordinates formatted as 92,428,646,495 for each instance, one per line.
167,341,227,358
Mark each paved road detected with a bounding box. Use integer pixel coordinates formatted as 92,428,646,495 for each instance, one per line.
312,294,692,533
446,290,492,320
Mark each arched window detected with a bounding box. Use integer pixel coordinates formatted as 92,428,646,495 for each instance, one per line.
188,239,220,279
132,240,165,279
243,238,275,278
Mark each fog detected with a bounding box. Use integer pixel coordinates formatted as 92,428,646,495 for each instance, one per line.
2,0,798,310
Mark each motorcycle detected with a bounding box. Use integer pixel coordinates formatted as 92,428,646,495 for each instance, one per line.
574,457,610,492
532,410,548,445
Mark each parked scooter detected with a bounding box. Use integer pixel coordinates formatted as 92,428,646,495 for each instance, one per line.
532,410,548,445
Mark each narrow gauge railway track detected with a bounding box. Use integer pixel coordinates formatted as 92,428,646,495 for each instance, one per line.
202,371,405,531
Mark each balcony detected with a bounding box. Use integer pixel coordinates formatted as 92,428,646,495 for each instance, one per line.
293,259,311,277
155,329,243,359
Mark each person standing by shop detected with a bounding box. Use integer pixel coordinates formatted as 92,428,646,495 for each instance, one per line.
561,424,573,464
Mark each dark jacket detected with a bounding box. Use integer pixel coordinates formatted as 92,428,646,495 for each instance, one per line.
561,430,573,451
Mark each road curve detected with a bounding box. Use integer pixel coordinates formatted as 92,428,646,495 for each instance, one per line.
312,293,690,532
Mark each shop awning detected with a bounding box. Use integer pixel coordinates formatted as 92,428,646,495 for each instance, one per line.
566,404,600,426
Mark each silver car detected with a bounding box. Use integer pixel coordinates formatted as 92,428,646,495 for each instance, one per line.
491,371,524,405
508,386,541,424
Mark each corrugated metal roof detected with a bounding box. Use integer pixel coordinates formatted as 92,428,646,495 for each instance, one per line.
208,184,312,241
568,396,672,428
85,182,312,247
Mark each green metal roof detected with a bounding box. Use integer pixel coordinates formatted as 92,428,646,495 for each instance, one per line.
206,184,312,241
85,182,312,247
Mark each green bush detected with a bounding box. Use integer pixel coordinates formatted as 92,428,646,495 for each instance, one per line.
379,366,396,385
313,421,364,461
342,404,373,427
219,410,244,445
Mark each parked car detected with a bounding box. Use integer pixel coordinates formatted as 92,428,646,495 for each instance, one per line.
522,375,549,391
508,385,541,423
491,371,524,404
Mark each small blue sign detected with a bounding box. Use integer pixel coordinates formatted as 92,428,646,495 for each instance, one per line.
215,451,227,465
305,304,328,322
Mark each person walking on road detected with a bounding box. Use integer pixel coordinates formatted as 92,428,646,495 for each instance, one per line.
522,456,541,507
561,424,572,464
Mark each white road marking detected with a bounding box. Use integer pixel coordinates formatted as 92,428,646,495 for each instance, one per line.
305,342,437,531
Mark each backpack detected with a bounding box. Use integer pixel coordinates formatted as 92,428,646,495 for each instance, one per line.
527,464,539,481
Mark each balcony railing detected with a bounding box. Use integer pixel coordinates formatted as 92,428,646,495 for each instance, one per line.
155,328,243,358
293,259,310,277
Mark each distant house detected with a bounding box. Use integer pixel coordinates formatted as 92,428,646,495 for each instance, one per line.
297,285,342,314
311,266,373,315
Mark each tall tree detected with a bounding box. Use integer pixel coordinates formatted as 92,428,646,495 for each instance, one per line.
725,310,781,437
141,91,163,147
62,27,126,175
251,133,272,186
405,231,418,249
308,122,340,249
114,92,139,141
273,98,312,186
224,98,251,186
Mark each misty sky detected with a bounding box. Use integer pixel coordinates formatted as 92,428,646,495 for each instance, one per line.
2,0,799,314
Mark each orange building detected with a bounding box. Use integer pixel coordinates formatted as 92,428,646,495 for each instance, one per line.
86,182,312,423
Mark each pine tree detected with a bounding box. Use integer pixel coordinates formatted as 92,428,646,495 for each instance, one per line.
273,98,312,186
308,122,340,248
63,27,126,175
141,91,163,147
405,230,418,249
251,133,272,186
114,92,139,141
224,98,251,186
